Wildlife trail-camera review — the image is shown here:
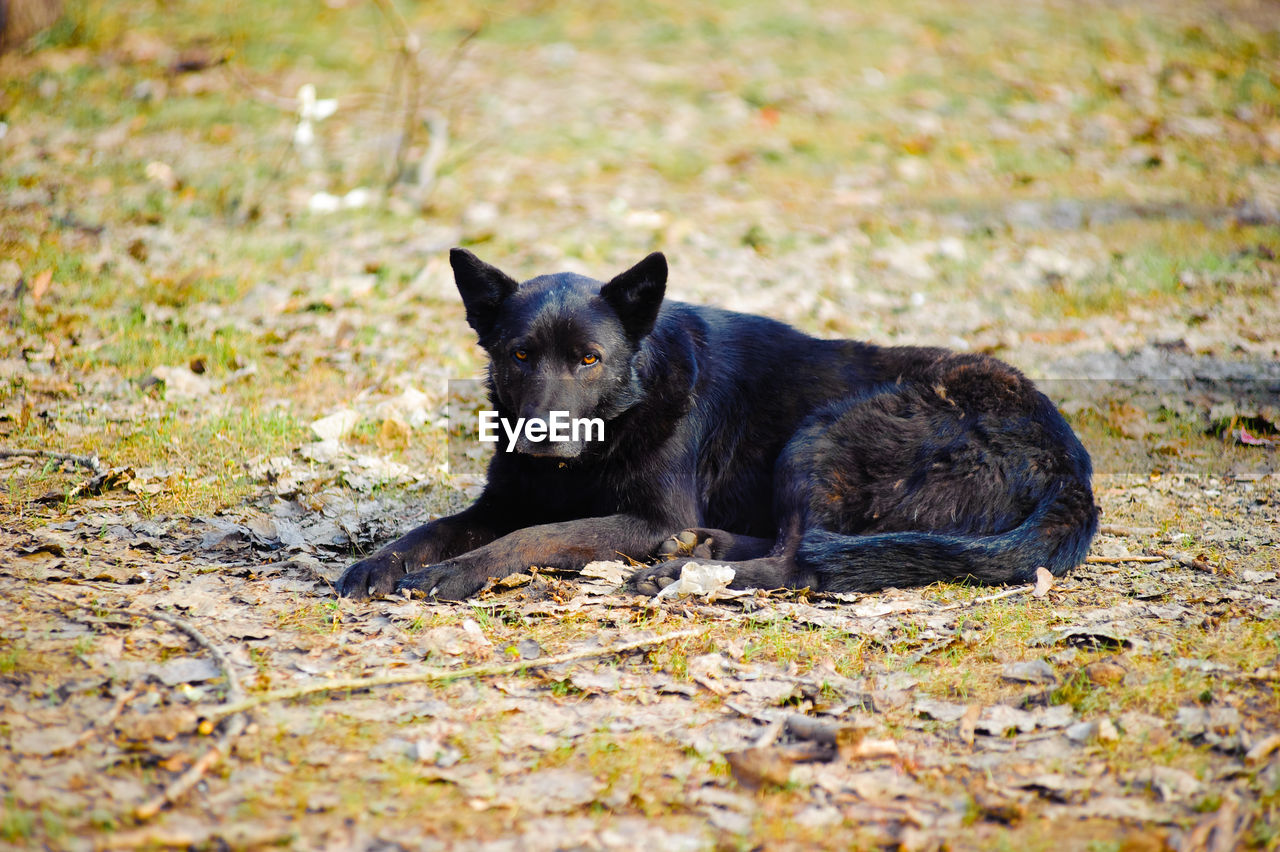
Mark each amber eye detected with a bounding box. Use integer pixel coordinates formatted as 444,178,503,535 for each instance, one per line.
581,353,599,366
513,349,528,362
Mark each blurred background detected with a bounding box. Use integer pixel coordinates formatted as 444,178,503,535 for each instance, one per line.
2,6,1279,848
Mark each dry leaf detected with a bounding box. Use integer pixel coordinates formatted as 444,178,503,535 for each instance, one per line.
1032,566,1054,598
724,746,796,790
30,269,53,303
958,704,982,745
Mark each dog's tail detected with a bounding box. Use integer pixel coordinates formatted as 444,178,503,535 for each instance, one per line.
797,480,1098,592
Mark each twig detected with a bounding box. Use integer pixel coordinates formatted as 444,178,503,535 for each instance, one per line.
369,0,423,187
1151,550,1216,573
136,610,242,699
935,584,1033,612
1086,555,1165,564
422,22,480,97
197,627,707,725
97,823,296,851
0,448,103,475
128,608,246,821
48,685,140,756
30,591,248,822
1099,524,1157,537
415,112,449,200
134,718,246,821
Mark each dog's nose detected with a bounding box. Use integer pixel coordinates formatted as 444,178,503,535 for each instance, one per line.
515,436,583,458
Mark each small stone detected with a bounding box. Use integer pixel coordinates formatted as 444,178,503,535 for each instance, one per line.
1118,711,1171,746
1066,719,1120,744
1002,659,1057,685
1084,658,1128,685
311,409,361,441
1065,720,1099,744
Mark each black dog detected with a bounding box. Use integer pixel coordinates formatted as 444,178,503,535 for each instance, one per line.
336,249,1098,600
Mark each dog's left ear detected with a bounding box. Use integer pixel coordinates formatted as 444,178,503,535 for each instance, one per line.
450,248,519,341
600,252,667,342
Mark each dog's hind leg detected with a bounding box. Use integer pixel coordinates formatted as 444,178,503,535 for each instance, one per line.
656,528,774,561
630,554,810,596
633,446,820,595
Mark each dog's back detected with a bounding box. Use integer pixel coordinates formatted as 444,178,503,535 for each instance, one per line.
626,299,1098,591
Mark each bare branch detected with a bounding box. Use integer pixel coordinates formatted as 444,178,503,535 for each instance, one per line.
1,447,103,475
198,627,707,724
47,685,140,757
32,592,248,822
369,0,423,187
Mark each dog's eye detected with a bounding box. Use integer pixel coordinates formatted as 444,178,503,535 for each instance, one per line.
581,353,599,366
513,350,528,362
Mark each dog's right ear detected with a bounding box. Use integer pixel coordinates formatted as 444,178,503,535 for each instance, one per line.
450,248,519,340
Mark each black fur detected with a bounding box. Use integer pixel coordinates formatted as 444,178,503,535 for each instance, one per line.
336,250,1098,601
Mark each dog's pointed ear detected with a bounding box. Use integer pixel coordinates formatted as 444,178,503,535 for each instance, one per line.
451,248,519,340
600,252,667,342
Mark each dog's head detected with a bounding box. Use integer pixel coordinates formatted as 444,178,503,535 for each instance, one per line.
450,248,667,458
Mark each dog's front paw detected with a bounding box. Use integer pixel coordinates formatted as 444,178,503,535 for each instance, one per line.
337,550,408,599
629,560,689,596
395,563,487,601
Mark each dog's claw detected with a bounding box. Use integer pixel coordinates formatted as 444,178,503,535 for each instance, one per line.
395,563,487,601
337,550,406,599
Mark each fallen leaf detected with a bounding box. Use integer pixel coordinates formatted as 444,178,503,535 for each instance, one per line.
151,365,212,400
1001,659,1057,685
1245,733,1280,766
116,706,199,742
975,705,1038,735
154,656,222,686
724,746,796,789
569,667,621,694
1083,658,1128,685
30,269,53,303
311,409,361,441
1032,566,1054,598
913,698,968,723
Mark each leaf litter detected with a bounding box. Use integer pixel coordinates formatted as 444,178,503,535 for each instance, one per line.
2,0,1280,848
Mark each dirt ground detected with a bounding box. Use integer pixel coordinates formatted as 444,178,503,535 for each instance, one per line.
1,0,1279,849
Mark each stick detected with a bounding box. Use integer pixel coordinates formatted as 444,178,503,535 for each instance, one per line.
30,592,248,821
133,715,246,820
197,627,707,724
0,447,103,475
369,0,423,186
97,823,296,851
935,584,1033,612
137,610,243,701
1151,550,1215,573
48,685,139,756
1086,555,1165,564
127,608,246,821
1099,524,1157,537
